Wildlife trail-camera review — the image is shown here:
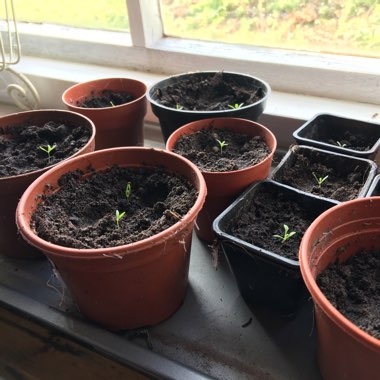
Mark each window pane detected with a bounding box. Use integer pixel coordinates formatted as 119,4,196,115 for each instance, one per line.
160,0,380,58
13,0,129,31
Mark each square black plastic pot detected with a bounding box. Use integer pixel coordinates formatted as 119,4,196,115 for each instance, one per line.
293,113,380,159
271,145,377,202
213,180,338,315
366,174,380,196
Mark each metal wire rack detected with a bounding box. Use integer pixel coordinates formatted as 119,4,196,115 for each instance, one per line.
0,0,40,109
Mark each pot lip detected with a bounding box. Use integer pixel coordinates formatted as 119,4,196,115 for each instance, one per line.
146,70,271,113
16,147,207,259
299,196,380,349
62,77,147,111
293,112,380,156
0,109,96,182
166,117,277,175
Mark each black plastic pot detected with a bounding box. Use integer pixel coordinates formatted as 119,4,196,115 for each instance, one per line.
213,180,337,314
293,113,380,159
147,71,270,141
271,145,377,202
366,174,380,196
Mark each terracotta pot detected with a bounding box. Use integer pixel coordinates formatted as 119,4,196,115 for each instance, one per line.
0,109,95,259
62,77,147,150
16,147,206,330
300,197,380,380
166,117,277,242
147,71,271,141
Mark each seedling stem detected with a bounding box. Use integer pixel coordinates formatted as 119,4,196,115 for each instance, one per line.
273,224,296,243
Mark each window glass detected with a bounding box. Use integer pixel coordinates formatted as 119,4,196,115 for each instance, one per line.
160,0,380,58
13,0,129,31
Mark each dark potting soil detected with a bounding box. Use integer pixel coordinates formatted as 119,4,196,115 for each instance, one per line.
317,250,380,340
0,122,91,177
305,127,378,152
31,166,197,249
154,72,264,111
173,127,269,172
78,90,134,108
277,149,369,202
227,187,316,260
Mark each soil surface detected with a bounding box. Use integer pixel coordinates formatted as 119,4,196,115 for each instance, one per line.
306,128,377,151
275,148,371,202
31,166,197,249
173,127,269,172
0,122,91,177
227,185,321,260
317,250,380,340
154,72,264,111
78,90,134,108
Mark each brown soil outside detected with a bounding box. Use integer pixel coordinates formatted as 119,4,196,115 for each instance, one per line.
276,148,370,202
173,127,269,172
0,122,91,177
78,90,134,108
227,185,318,260
317,250,380,340
155,72,264,111
31,166,197,249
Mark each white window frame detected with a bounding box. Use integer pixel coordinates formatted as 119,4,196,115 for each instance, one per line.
11,0,380,105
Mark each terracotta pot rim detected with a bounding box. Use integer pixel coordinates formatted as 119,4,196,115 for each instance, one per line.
147,71,271,113
166,117,277,174
16,147,207,259
0,109,96,182
62,77,147,111
300,196,380,349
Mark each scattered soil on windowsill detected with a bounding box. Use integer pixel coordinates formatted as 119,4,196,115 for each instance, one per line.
154,72,264,111
78,90,134,108
274,148,371,202
0,121,91,177
317,250,380,340
31,166,197,249
172,127,270,172
227,185,320,260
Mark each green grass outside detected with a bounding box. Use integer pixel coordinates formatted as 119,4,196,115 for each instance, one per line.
6,0,380,57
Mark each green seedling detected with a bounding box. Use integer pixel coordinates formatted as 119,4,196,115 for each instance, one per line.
110,100,116,107
216,139,228,154
176,104,184,110
313,172,329,188
228,103,244,109
125,182,132,201
115,210,126,228
336,141,347,148
273,224,296,243
39,144,56,161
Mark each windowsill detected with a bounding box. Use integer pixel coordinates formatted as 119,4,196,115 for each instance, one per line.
1,55,379,149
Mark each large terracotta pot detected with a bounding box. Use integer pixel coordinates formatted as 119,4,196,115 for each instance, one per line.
16,147,206,330
62,77,147,150
0,109,95,259
166,117,277,242
300,197,380,380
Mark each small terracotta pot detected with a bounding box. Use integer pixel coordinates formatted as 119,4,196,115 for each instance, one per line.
16,147,206,330
0,109,95,259
166,118,277,242
62,78,147,150
300,197,380,380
